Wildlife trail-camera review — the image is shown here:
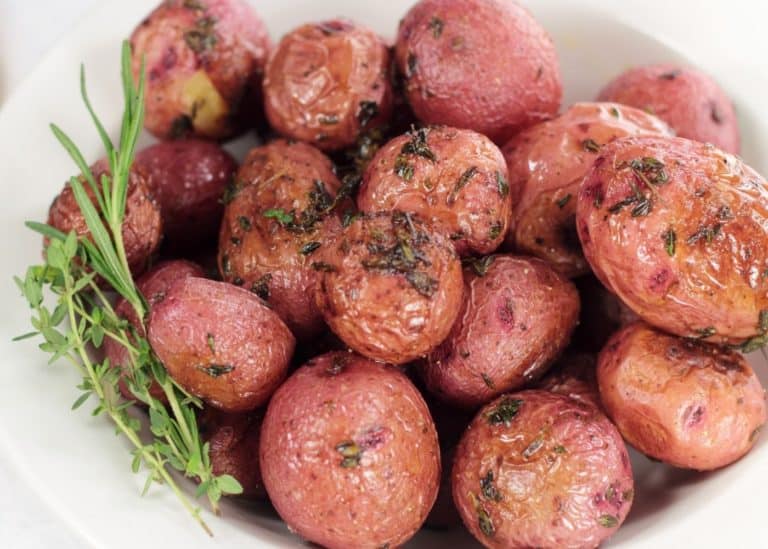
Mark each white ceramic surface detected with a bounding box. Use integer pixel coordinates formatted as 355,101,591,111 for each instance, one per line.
1,1,767,547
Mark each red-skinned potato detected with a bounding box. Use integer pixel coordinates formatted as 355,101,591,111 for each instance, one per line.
421,255,580,409
47,159,162,278
260,352,440,549
577,136,768,346
358,126,512,256
597,322,767,471
218,139,346,341
134,139,237,251
263,19,393,151
130,0,271,140
395,0,561,143
536,352,601,410
148,277,295,412
502,102,672,276
314,211,464,365
598,64,740,153
453,390,633,548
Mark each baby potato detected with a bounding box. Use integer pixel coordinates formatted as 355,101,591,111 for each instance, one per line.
421,255,580,409
577,136,768,346
147,277,295,412
358,126,512,256
453,390,633,548
130,0,271,140
260,352,440,549
502,102,672,277
263,19,393,151
314,211,464,365
598,322,767,471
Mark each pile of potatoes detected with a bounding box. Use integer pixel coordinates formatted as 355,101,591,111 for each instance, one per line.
44,0,767,547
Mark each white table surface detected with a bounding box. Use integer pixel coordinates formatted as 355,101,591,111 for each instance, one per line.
0,1,765,548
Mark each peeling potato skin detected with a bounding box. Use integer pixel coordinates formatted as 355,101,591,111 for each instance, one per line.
105,259,205,402
147,277,295,412
502,102,672,277
198,407,266,499
130,0,271,140
597,64,740,154
46,160,162,278
263,19,393,151
218,139,344,341
597,322,767,471
358,126,512,256
314,212,464,365
577,136,768,345
453,390,633,548
134,139,237,251
421,256,580,409
395,0,561,144
537,353,602,410
260,352,441,549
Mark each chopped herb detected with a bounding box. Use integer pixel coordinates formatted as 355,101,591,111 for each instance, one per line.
695,326,716,339
736,334,768,354
631,197,652,217
496,171,509,197
480,471,502,501
481,373,495,389
206,333,215,354
609,106,620,118
486,397,523,426
250,274,271,300
237,216,252,231
394,155,414,181
342,210,361,227
663,228,676,257
522,436,544,459
406,53,418,78
659,70,681,80
263,208,294,226
582,139,601,153
463,255,495,277
183,0,206,9
607,196,639,215
184,16,218,54
556,194,572,209
449,166,478,204
598,515,619,528
628,157,668,185
196,364,234,378
169,114,193,139
405,271,438,298
488,221,503,240
687,223,722,245
318,114,340,125
335,440,362,468
299,241,321,255
478,508,495,537
357,101,379,127
220,178,243,205
554,445,567,454
622,489,635,502
400,127,436,161
311,261,336,272
428,16,444,38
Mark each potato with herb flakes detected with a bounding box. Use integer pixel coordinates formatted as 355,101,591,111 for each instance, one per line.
260,352,440,549
598,64,740,154
314,211,463,365
130,0,271,140
453,390,633,548
598,322,767,471
421,255,579,409
263,19,393,151
218,139,347,341
577,136,768,346
395,0,561,144
147,277,295,412
357,126,512,256
502,102,672,277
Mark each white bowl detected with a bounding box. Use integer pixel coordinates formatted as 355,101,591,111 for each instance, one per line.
0,1,766,547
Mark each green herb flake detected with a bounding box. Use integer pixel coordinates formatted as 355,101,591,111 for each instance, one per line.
554,445,567,454
598,514,619,528
357,101,379,127
220,178,243,205
335,440,362,468
495,171,509,197
663,228,676,257
480,471,502,501
622,488,635,502
488,221,503,240
196,363,234,378
463,255,495,277
206,333,215,354
184,16,218,54
263,208,294,226
478,508,495,537
428,16,444,38
394,155,414,181
449,166,478,204
695,326,716,339
556,194,572,209
237,216,252,231
400,127,436,161
311,261,336,272
582,139,601,153
687,223,722,245
481,373,495,389
250,273,271,300
299,241,321,255
318,114,340,125
610,106,620,118
486,397,523,426
405,270,438,298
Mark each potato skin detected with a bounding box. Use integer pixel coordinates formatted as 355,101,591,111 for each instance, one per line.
263,19,393,151
598,64,740,153
314,211,464,364
597,322,767,471
577,136,768,345
358,126,512,256
421,255,580,409
47,160,162,277
130,0,271,140
134,139,237,250
147,277,295,412
502,102,672,277
218,139,345,341
395,0,561,143
260,352,440,549
453,390,633,548
536,353,601,410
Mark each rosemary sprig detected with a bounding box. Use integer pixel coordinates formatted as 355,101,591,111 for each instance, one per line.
14,41,241,534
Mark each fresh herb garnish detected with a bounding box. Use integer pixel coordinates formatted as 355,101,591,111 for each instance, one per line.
299,241,321,255
478,507,495,537
663,228,676,257
318,114,340,125
480,471,502,501
263,208,294,225
463,255,495,277
197,364,234,378
481,373,495,389
609,106,620,118
428,16,444,38
449,166,478,204
598,515,619,528
486,397,523,426
335,440,362,468
237,216,252,231
556,194,572,209
687,223,722,245
394,155,414,181
400,126,436,161
496,171,509,197
695,326,717,339
184,16,218,54
488,221,503,240
582,138,601,153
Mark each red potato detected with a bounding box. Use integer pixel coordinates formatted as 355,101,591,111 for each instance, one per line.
148,277,295,412
358,126,512,256
263,19,393,151
597,322,767,470
577,136,768,346
134,139,237,250
598,64,740,153
502,102,672,277
421,255,580,409
130,0,271,140
453,390,633,548
536,352,602,410
218,139,346,341
47,160,162,278
260,352,440,549
314,211,464,365
395,0,561,143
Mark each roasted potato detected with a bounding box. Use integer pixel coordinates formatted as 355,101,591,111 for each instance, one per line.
597,322,767,471
260,352,440,548
358,126,512,256
453,390,633,548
